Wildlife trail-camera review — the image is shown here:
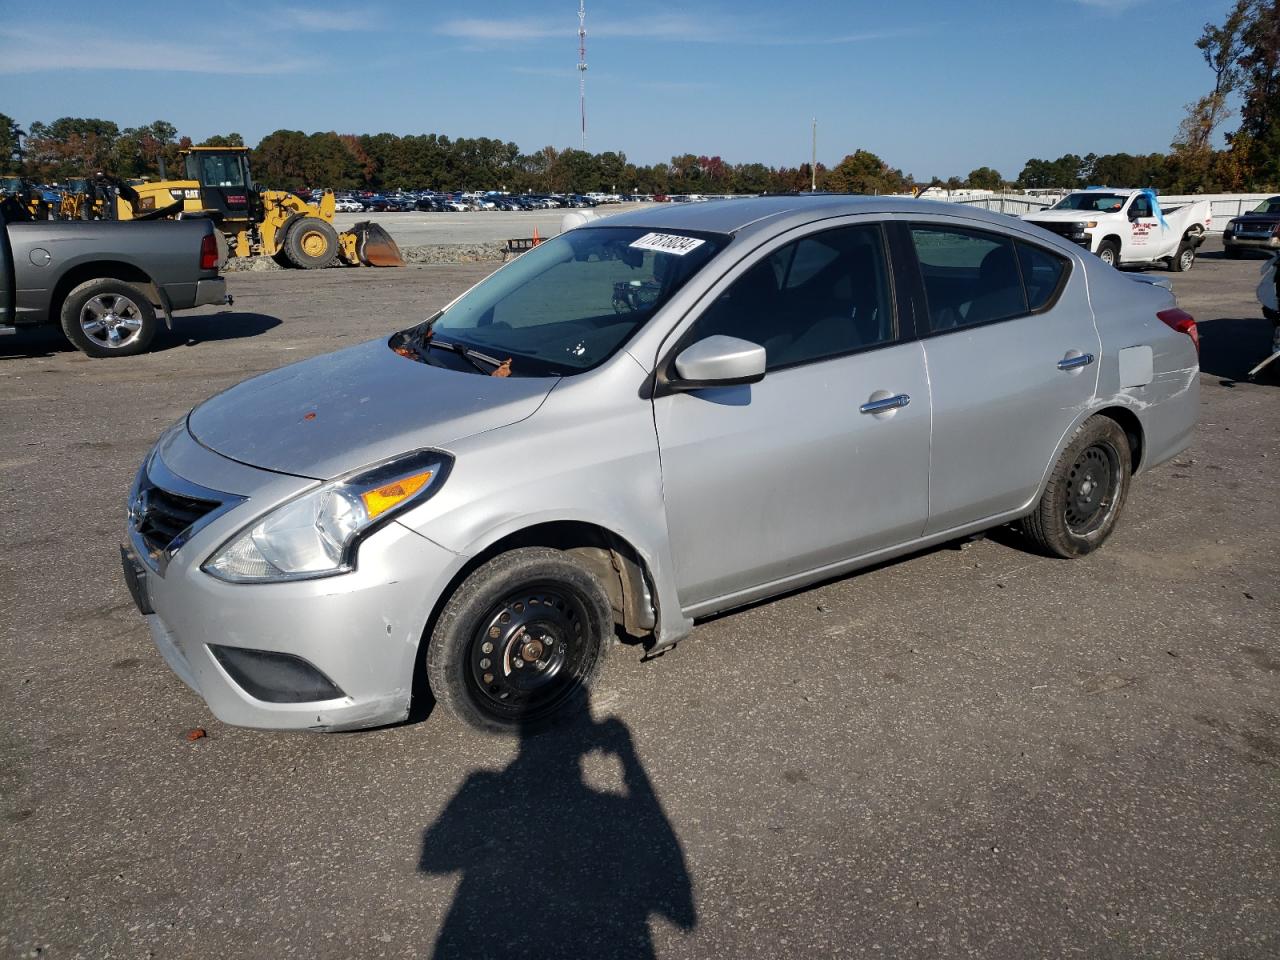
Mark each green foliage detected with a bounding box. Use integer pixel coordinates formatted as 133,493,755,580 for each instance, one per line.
0,113,23,168
824,149,909,195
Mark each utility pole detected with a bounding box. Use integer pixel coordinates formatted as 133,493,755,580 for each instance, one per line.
578,2,588,151
811,118,817,192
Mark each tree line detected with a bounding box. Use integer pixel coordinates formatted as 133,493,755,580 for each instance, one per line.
2,2,1277,197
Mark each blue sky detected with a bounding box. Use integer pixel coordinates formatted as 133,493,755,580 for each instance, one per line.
0,0,1237,180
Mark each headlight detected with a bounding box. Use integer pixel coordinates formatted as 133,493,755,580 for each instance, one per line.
203,450,451,583
1085,221,1097,229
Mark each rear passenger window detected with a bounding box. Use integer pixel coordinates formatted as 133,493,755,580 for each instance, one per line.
1016,242,1068,311
910,226,1027,331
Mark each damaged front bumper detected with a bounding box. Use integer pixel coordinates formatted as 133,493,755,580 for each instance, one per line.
121,427,464,731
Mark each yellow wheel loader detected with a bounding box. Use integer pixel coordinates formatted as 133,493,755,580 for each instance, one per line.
105,147,403,268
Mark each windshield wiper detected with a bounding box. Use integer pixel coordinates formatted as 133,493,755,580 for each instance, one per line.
432,340,512,376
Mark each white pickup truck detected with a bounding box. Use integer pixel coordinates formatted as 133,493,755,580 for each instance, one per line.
1022,189,1212,272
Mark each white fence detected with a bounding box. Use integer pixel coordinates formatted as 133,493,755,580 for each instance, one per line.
950,192,1275,231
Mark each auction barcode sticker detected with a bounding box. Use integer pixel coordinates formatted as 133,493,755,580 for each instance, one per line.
629,233,706,256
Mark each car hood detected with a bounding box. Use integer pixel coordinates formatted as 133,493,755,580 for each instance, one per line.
1231,213,1280,226
1023,208,1116,223
187,338,556,480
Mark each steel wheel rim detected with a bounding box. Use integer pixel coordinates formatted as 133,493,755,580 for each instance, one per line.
1064,441,1120,535
300,230,329,257
1100,249,1115,265
80,293,144,349
1180,248,1194,270
467,582,592,720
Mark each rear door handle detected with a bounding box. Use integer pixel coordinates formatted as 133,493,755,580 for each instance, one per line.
859,393,911,414
1057,353,1094,371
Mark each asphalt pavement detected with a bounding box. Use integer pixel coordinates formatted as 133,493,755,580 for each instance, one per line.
1,237,1276,959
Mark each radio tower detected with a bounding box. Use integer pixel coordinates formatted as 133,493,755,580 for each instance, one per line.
578,1,588,150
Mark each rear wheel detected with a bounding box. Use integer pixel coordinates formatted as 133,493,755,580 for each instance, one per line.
1021,417,1131,558
59,278,157,358
1096,240,1120,268
1169,241,1196,272
426,548,611,734
282,216,339,269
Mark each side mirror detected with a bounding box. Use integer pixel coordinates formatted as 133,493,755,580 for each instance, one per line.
1128,207,1143,221
669,335,766,390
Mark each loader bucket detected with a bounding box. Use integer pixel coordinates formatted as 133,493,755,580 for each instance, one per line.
348,220,404,267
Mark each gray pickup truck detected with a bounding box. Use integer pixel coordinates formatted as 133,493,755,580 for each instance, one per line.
0,209,229,357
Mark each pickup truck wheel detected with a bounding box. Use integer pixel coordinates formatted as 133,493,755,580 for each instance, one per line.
59,278,157,358
1170,241,1196,273
1096,240,1120,267
1021,417,1131,559
426,547,611,734
282,217,339,269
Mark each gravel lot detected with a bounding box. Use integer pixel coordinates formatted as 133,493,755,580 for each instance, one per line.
1,238,1276,959
332,203,649,248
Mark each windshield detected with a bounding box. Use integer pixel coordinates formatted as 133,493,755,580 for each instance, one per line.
406,226,728,377
1052,192,1129,212
1252,197,1280,214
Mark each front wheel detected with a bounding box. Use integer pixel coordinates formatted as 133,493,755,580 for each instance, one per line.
1021,417,1131,558
1096,240,1120,268
282,216,339,269
426,548,612,734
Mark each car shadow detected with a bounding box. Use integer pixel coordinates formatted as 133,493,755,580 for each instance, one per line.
1199,315,1278,384
0,312,281,359
417,694,696,960
155,311,282,351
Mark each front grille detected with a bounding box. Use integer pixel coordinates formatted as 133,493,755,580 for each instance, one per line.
137,486,221,556
1030,220,1080,239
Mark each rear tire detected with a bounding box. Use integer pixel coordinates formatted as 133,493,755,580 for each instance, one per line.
1096,240,1120,268
1169,241,1196,272
426,548,612,734
282,216,339,269
1021,417,1131,559
59,278,157,358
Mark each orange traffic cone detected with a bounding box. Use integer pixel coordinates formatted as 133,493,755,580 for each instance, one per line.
532,226,541,246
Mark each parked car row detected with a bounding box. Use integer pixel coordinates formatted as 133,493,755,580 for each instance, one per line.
323,190,614,213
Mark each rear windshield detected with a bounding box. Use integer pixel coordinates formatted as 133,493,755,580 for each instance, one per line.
408,226,728,377
1053,192,1128,213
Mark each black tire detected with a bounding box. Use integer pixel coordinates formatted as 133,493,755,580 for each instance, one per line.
1224,246,1244,259
59,278,157,357
1169,240,1196,272
1263,306,1280,323
1096,240,1120,268
1021,417,1132,559
426,547,612,734
281,216,339,269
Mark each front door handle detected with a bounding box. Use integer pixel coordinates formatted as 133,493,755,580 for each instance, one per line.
1057,353,1095,371
859,393,911,414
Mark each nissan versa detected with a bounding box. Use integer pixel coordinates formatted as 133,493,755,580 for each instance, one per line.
121,197,1200,733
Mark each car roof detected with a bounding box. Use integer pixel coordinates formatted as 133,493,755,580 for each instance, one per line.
588,194,1028,238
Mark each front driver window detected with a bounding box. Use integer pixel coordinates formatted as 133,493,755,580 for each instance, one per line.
689,224,894,371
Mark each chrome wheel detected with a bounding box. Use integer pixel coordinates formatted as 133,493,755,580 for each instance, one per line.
80,293,145,350
1064,441,1121,536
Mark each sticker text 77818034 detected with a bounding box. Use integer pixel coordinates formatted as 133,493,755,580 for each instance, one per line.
629,233,706,256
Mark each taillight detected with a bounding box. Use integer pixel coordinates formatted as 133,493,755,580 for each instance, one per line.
1157,307,1199,355
199,233,218,271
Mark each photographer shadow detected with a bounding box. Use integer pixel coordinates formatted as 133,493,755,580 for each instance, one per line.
419,696,695,959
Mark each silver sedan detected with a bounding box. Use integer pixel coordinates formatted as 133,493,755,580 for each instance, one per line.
121,197,1200,733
